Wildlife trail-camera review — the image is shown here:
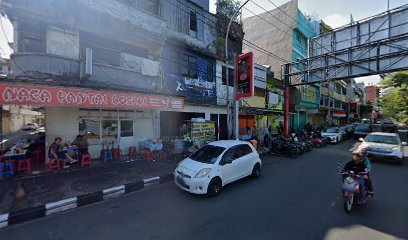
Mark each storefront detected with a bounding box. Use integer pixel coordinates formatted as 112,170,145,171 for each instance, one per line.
0,83,184,160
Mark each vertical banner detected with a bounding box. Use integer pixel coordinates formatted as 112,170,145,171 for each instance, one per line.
235,52,254,99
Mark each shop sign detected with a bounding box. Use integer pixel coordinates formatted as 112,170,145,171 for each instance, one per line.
191,122,215,141
0,83,184,110
301,85,318,103
236,52,254,99
333,111,347,117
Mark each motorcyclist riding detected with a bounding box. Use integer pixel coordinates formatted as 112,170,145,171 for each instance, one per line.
344,150,369,202
354,148,375,198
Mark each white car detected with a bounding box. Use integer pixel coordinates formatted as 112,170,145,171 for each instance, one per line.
22,123,39,131
321,127,342,143
174,140,262,196
359,132,407,164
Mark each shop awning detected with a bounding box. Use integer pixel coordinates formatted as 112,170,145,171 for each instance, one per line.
332,111,347,117
0,83,184,110
240,107,294,115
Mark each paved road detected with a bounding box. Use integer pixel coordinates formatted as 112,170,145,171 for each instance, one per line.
1,140,407,240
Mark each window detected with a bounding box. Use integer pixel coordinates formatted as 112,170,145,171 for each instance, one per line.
255,87,266,97
207,61,214,82
20,33,44,52
120,120,133,137
296,32,301,44
79,119,100,145
190,145,226,164
221,146,239,163
222,66,234,87
118,0,160,16
237,144,253,158
190,11,197,32
180,54,198,79
101,119,118,140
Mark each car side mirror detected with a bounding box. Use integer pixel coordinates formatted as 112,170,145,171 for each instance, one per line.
402,142,407,146
358,138,364,142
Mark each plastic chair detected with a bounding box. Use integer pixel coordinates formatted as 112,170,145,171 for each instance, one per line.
128,147,137,159
143,151,153,162
81,154,92,167
103,150,113,163
17,159,32,174
3,161,15,175
48,158,61,171
30,151,42,166
111,148,122,161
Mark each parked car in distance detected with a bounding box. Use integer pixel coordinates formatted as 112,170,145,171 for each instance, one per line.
22,123,39,131
174,140,262,196
354,124,372,140
321,127,342,143
370,124,384,132
359,132,407,164
339,127,348,140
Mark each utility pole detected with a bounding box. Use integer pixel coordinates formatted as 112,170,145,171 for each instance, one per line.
225,0,250,140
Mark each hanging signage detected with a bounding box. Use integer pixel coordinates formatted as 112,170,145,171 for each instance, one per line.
0,83,184,110
301,85,318,103
191,122,215,141
236,52,254,99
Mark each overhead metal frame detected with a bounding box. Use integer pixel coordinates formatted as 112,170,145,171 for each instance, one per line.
283,4,408,86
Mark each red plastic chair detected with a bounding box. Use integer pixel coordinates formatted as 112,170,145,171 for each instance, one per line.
17,159,32,174
111,148,122,161
30,151,42,166
143,151,153,162
128,147,137,159
81,154,92,167
48,158,60,171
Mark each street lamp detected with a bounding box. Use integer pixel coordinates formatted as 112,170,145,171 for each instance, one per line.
225,0,250,140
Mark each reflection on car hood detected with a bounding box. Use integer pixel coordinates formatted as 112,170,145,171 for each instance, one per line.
178,158,213,175
362,142,399,151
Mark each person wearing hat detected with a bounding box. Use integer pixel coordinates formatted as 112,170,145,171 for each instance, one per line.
345,149,374,199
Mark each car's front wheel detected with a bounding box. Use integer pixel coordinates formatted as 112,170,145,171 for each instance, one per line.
207,178,222,197
251,163,261,178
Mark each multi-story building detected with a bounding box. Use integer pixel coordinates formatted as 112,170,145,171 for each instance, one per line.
242,0,321,131
3,0,241,157
318,80,350,126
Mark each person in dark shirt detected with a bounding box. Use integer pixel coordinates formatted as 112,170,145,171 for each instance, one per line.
344,150,369,200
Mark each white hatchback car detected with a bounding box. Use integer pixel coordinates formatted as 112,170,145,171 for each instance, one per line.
174,140,262,196
321,127,342,143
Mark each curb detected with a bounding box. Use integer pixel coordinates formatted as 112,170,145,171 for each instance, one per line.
0,173,174,229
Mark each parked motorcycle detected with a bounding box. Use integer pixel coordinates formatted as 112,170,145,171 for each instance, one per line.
269,135,297,157
338,163,370,213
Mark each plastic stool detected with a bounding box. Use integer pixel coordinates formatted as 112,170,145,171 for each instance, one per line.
103,150,113,163
3,161,15,175
48,158,61,171
128,147,137,159
30,151,42,166
81,154,92,167
111,148,122,161
17,159,32,174
143,151,153,162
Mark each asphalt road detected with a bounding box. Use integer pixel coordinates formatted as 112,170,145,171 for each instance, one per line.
1,140,407,240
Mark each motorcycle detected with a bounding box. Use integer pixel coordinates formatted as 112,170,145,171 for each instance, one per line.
269,135,297,157
338,163,370,213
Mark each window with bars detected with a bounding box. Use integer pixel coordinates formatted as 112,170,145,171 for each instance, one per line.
180,54,198,79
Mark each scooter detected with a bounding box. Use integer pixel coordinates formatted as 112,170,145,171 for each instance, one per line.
338,164,370,214
269,136,297,157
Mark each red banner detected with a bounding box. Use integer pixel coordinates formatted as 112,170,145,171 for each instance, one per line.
0,83,184,110
236,52,254,99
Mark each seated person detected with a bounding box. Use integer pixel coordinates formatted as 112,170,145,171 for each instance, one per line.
72,135,89,159
48,137,76,168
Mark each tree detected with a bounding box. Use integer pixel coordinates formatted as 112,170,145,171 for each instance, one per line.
215,0,241,21
360,101,373,118
378,71,408,123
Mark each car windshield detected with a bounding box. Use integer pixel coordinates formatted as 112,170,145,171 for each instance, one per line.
324,128,337,133
365,135,399,145
189,145,226,164
356,125,370,132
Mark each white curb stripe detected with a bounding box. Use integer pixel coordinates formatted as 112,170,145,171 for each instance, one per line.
103,185,126,200
143,176,160,187
45,197,77,216
0,214,8,229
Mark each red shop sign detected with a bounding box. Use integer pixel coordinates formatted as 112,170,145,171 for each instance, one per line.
235,52,254,100
0,83,184,110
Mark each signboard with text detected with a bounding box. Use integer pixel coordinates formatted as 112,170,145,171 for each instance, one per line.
236,52,254,99
191,122,216,141
0,83,184,110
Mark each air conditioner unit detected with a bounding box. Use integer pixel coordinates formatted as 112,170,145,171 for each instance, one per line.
84,48,93,78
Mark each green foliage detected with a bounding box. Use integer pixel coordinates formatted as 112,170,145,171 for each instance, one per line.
360,101,373,118
215,0,241,21
379,71,408,123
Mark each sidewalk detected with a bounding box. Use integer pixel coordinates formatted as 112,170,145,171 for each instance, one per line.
0,159,179,214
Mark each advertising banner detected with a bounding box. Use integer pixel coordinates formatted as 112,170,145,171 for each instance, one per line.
0,83,184,110
236,52,254,99
191,122,215,141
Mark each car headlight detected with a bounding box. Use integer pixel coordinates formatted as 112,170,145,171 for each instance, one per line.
195,168,212,178
392,146,401,151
